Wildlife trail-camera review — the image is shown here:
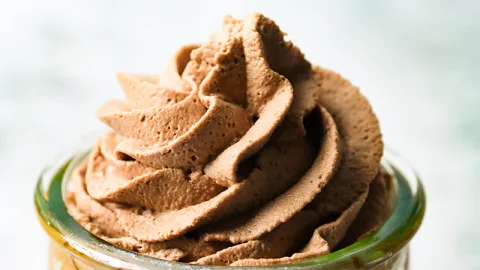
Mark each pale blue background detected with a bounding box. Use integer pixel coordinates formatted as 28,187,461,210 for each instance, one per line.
0,1,479,269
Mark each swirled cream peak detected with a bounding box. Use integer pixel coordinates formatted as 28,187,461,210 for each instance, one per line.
66,13,390,266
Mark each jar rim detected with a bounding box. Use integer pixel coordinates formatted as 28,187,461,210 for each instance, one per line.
34,147,425,269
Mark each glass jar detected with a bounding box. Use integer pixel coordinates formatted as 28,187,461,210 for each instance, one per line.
35,145,425,270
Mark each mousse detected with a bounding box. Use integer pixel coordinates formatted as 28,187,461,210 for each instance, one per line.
66,13,391,266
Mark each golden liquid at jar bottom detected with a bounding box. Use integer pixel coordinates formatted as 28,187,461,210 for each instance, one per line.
47,240,410,270
49,242,96,270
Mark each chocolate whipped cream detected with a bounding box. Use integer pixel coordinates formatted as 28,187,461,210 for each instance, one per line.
66,13,392,266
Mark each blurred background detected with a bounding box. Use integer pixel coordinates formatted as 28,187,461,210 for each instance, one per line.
1,0,479,269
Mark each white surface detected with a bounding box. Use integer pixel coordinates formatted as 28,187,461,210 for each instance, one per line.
1,1,479,269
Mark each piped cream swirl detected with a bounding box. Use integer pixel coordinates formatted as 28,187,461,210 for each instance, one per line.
66,13,389,266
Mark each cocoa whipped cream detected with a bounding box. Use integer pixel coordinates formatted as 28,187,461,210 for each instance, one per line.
66,13,392,266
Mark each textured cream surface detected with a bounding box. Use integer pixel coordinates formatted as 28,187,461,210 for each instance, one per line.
64,13,388,266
